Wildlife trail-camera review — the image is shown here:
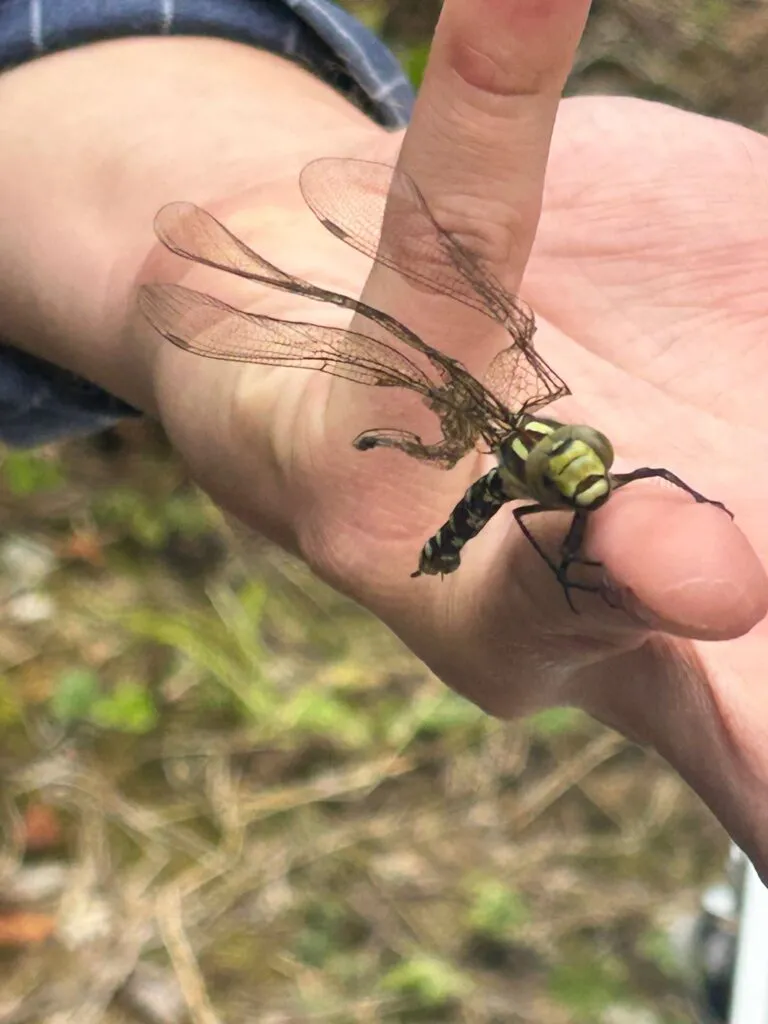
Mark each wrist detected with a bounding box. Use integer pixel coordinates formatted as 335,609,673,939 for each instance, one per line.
0,35,390,412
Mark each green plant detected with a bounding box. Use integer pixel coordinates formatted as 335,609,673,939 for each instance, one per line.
526,707,586,738
122,584,374,747
2,451,65,496
400,43,430,88
89,680,159,732
294,899,357,968
50,669,158,733
637,927,685,980
381,953,473,1008
548,953,633,1021
92,487,211,549
463,877,530,939
0,675,23,726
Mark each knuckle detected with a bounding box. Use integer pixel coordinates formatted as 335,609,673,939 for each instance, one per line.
428,187,536,270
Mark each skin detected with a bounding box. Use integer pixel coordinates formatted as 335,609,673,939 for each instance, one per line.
1,1,768,878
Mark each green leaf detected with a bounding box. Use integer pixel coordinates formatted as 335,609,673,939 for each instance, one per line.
548,955,630,1020
50,669,101,722
90,680,158,733
637,927,685,979
283,690,371,748
526,707,586,737
294,899,353,968
381,954,473,1007
122,603,276,722
0,675,23,725
92,487,199,549
2,452,65,496
464,878,530,938
163,493,212,536
400,43,430,88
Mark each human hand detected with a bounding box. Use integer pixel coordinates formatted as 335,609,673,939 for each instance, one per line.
142,1,768,878
523,93,768,872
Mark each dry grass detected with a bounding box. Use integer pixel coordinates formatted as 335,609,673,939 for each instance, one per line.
0,424,724,1023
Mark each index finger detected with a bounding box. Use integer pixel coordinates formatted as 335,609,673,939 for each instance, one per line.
401,0,591,289
324,0,593,500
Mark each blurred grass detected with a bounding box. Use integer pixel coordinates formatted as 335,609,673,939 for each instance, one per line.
2,1,765,1020
0,432,725,1022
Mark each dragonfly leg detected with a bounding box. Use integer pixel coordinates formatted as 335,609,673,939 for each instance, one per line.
354,428,466,469
514,506,603,612
612,468,733,518
413,468,511,577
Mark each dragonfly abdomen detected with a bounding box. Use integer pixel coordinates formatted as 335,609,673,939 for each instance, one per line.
411,467,511,578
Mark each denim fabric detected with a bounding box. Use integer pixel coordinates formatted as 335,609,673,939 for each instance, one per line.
0,0,414,446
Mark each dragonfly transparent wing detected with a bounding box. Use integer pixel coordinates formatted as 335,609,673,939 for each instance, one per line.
149,201,517,436
147,200,528,453
154,202,470,369
299,158,571,414
139,283,438,391
140,282,496,463
154,201,306,291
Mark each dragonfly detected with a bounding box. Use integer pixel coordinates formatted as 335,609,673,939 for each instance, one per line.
138,157,731,610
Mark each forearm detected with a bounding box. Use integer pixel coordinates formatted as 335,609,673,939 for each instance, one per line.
0,35,387,414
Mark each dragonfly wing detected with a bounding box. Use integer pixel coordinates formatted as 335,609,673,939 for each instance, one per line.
300,159,494,316
483,343,570,416
139,283,438,392
153,203,473,379
154,202,301,289
299,158,571,410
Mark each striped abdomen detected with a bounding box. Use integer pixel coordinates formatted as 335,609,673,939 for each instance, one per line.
412,467,512,577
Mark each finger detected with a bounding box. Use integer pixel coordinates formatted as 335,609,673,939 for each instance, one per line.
393,0,593,369
403,0,591,266
590,493,768,640
329,0,591,386
323,0,593,544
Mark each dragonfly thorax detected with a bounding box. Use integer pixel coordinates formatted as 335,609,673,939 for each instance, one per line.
497,420,615,511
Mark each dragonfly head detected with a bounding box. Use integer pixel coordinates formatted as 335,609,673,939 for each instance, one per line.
524,424,615,511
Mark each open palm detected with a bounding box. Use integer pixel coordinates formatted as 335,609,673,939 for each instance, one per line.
521,98,768,870
148,95,768,879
